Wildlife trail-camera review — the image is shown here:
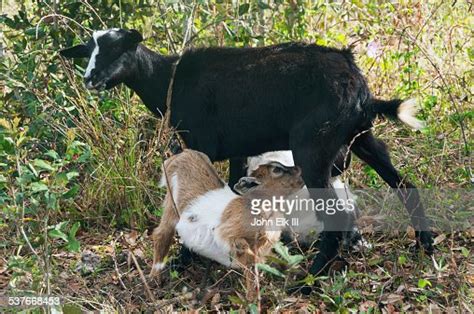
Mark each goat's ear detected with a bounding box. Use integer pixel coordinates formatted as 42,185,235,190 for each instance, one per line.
59,44,90,59
126,29,143,44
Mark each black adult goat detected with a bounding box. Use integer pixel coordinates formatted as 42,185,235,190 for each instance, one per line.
60,29,433,293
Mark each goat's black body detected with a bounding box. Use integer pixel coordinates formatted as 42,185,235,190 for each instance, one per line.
61,37,433,292
170,44,368,161
129,44,362,177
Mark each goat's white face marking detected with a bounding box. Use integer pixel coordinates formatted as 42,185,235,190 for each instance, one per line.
246,150,295,175
84,29,119,87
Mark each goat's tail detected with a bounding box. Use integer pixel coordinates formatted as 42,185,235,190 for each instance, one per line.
370,98,425,130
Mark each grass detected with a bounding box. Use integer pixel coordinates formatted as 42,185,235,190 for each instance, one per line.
0,0,472,312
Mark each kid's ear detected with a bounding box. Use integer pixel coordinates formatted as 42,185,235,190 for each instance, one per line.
59,44,90,59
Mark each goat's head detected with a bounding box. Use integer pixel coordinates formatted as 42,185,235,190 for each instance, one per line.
60,28,143,90
234,161,304,194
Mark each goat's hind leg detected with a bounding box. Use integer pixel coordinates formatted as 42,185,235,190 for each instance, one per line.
351,131,433,253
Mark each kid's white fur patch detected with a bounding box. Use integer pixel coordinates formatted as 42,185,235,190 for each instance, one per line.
176,186,238,267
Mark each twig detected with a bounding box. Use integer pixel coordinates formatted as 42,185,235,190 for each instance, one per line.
153,292,194,310
129,250,155,302
341,127,374,200
36,14,92,39
400,31,470,156
81,0,107,28
156,1,177,54
111,238,128,291
253,247,261,312
155,2,199,219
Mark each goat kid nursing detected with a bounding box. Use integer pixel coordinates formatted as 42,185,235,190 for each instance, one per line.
151,149,304,298
239,150,365,249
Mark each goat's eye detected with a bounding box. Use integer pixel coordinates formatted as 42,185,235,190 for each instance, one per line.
272,167,284,175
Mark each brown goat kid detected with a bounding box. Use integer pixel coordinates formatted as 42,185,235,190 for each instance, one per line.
151,149,303,298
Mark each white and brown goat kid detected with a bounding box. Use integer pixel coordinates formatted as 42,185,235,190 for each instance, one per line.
236,151,368,250
151,149,304,296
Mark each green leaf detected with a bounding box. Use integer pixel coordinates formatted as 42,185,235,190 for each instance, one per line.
45,192,57,210
303,274,317,286
398,255,407,265
30,181,48,193
66,221,81,252
54,172,68,186
418,278,432,289
45,150,60,160
49,229,68,242
33,159,56,172
239,3,250,15
228,295,244,306
62,184,79,199
69,222,80,238
273,241,304,266
66,238,80,252
170,270,179,279
256,263,284,277
248,303,258,314
257,1,271,10
66,171,80,180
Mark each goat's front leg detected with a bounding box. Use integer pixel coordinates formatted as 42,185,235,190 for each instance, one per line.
228,157,247,190
151,196,178,277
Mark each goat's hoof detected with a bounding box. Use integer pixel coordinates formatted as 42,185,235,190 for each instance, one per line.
417,231,434,255
150,262,166,278
328,256,349,274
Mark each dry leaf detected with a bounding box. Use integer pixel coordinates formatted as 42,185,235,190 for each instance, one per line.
133,248,145,259
466,274,474,285
92,244,114,255
384,303,397,313
211,292,221,306
395,284,405,294
383,260,394,272
382,293,404,304
433,233,446,245
406,226,416,240
359,300,377,312
125,230,139,247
